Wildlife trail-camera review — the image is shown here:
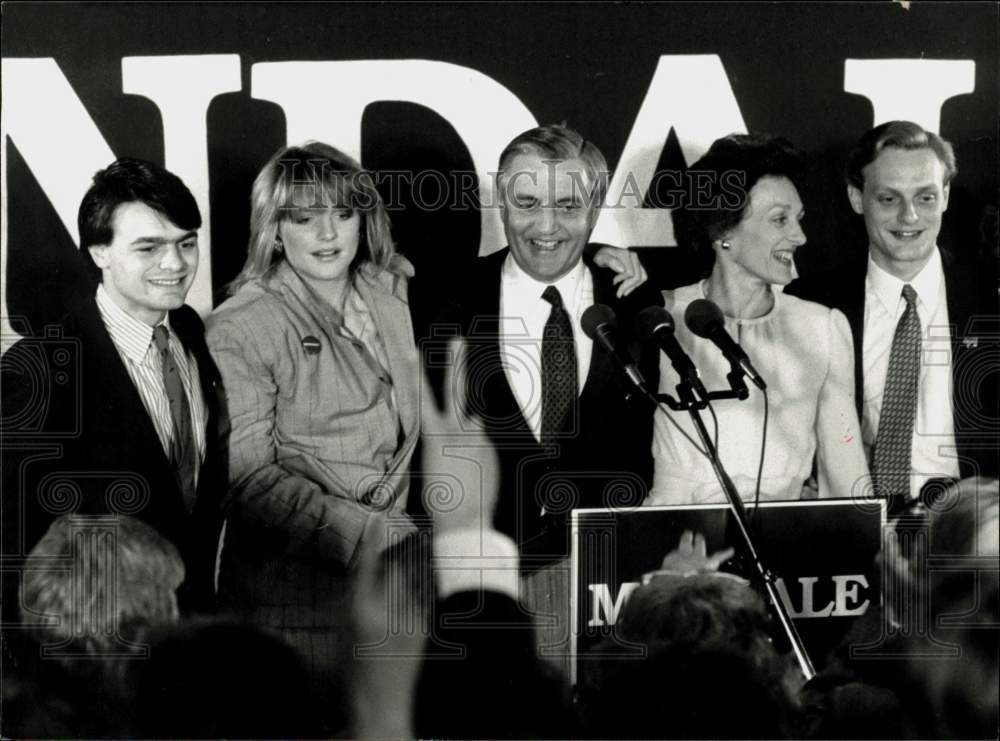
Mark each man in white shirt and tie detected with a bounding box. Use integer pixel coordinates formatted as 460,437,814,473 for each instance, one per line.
788,121,998,505
450,124,662,565
2,158,224,615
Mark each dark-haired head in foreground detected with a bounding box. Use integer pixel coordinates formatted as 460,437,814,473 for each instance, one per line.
78,158,201,325
579,572,796,739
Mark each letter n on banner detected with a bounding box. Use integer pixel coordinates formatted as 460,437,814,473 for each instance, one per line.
2,59,116,350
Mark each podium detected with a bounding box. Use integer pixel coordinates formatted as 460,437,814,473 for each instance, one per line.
517,499,886,683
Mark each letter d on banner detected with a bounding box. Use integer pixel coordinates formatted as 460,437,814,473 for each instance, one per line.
251,60,537,256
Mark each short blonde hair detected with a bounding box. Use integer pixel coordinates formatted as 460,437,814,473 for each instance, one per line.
228,141,395,294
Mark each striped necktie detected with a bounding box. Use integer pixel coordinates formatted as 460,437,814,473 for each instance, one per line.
152,325,197,512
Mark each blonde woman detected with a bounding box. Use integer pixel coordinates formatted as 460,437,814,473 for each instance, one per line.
206,142,418,709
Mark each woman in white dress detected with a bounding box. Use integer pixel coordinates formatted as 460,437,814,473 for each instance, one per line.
647,134,868,505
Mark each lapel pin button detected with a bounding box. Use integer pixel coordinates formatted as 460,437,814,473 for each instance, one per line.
962,337,978,349
301,336,321,355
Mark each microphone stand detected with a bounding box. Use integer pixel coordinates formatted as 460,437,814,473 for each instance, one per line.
656,366,817,681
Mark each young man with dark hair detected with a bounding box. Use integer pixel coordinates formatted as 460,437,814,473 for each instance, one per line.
1,158,224,619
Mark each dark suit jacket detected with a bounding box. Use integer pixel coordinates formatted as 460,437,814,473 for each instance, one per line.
444,247,663,567
786,249,999,483
1,293,226,615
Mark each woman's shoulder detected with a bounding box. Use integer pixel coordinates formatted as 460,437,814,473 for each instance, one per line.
206,274,291,334
358,254,414,300
661,281,702,314
777,290,853,352
778,290,844,324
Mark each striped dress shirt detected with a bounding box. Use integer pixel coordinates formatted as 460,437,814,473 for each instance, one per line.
95,285,208,480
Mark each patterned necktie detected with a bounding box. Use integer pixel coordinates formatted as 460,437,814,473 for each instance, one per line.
540,286,578,444
152,325,197,511
872,284,921,500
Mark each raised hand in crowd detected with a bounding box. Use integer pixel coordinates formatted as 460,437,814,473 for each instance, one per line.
420,337,501,539
349,504,430,740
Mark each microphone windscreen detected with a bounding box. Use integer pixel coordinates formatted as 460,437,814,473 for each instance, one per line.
581,303,617,339
634,305,674,342
685,299,725,338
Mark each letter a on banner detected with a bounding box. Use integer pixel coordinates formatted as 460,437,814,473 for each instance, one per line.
591,55,747,248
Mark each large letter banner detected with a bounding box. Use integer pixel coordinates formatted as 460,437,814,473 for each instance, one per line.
570,500,886,684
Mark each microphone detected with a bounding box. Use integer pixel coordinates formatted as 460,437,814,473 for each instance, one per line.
685,299,767,390
581,304,650,396
635,306,707,400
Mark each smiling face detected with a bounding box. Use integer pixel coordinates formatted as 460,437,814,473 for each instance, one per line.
500,152,598,283
88,201,198,326
720,175,806,286
278,193,361,295
848,146,950,282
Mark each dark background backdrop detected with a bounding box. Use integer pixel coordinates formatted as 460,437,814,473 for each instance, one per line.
4,2,997,329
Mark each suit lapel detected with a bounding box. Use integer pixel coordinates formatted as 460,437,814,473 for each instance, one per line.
941,249,975,355
940,250,980,476
468,249,534,437
78,296,176,475
354,271,421,457
74,295,190,532
170,305,225,479
580,261,617,398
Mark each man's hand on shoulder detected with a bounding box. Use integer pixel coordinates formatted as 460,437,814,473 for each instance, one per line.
591,244,648,298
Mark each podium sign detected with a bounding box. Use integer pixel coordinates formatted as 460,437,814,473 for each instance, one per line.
570,500,886,682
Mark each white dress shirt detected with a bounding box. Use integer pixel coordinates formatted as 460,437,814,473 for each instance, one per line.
862,248,960,498
96,284,208,477
499,254,594,442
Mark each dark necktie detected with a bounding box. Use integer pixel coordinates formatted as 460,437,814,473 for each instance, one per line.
540,286,578,444
872,284,921,500
152,325,197,511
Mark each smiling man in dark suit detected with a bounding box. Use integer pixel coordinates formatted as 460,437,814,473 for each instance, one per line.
448,124,661,567
787,121,998,504
2,159,224,617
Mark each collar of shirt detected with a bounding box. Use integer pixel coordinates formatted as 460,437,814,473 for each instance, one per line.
866,247,945,322
272,259,348,329
272,258,391,333
343,283,373,339
271,259,394,386
501,252,588,320
96,283,172,363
